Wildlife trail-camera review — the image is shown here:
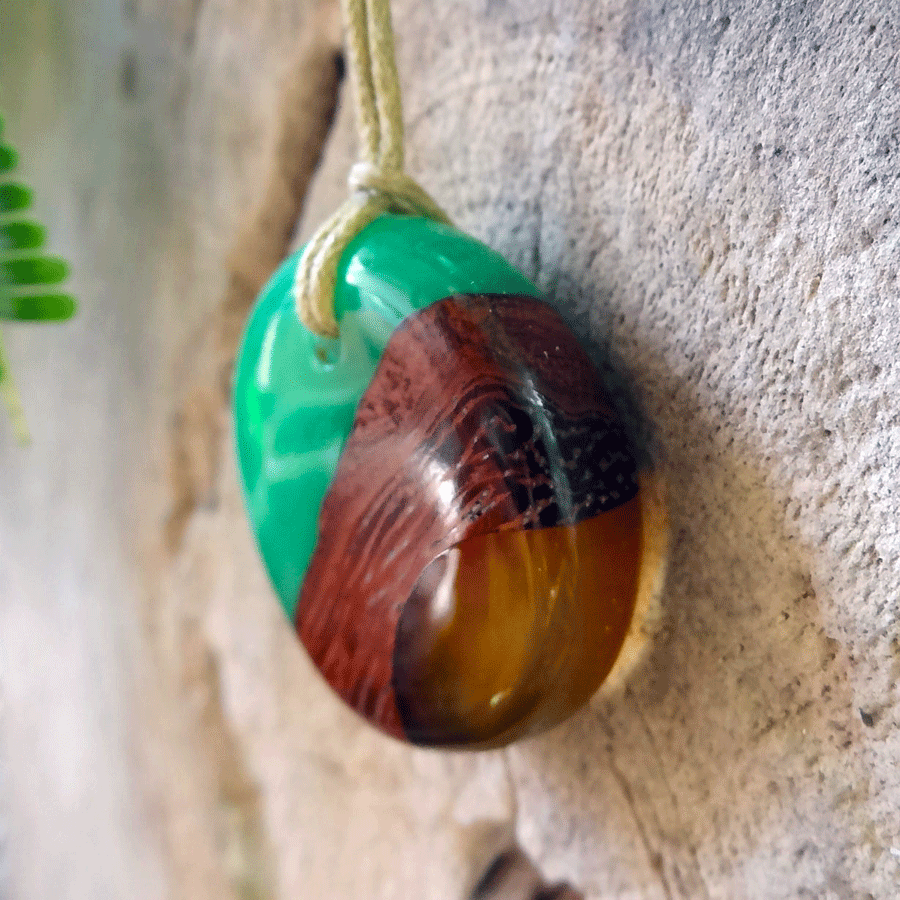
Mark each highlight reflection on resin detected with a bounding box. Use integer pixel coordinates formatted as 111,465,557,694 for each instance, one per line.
394,503,642,746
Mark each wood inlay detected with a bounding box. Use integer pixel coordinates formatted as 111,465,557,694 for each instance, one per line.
296,294,640,743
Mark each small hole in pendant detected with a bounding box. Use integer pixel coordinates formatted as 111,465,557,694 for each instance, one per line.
313,336,341,369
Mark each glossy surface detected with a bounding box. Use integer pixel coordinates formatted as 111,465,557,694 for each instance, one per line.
296,293,641,745
394,499,642,747
234,215,540,613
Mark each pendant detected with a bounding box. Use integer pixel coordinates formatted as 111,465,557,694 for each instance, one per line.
234,214,664,748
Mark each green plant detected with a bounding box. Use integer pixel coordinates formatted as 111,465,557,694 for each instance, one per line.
0,114,76,442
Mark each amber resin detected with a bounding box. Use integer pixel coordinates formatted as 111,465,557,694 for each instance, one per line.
296,293,642,745
394,497,642,746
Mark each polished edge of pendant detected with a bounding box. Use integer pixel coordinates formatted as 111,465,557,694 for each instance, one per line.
597,470,670,698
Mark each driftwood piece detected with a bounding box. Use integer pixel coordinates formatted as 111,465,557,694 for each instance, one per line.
2,2,898,899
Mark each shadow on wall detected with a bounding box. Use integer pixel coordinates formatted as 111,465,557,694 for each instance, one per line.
510,351,865,896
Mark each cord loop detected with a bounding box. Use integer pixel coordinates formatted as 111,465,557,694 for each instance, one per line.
293,0,451,337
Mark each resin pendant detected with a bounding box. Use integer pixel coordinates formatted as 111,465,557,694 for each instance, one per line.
234,214,663,748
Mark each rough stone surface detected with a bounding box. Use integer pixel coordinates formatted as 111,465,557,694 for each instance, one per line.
2,1,899,899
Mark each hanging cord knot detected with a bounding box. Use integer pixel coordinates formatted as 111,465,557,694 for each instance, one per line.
347,161,450,222
293,0,451,339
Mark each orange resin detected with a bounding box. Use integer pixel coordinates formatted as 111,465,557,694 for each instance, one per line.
393,495,643,746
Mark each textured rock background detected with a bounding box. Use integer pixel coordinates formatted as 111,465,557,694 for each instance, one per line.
1,1,898,899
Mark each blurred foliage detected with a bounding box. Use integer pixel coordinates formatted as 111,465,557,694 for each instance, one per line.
0,113,77,442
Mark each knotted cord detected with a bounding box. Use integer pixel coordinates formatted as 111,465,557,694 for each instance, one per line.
293,0,451,338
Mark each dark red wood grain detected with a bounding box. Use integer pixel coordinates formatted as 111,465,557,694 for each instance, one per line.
295,294,638,739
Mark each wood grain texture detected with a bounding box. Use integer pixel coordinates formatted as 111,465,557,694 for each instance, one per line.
297,294,638,738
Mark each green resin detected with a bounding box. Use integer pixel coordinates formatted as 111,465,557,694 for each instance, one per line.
233,214,540,616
